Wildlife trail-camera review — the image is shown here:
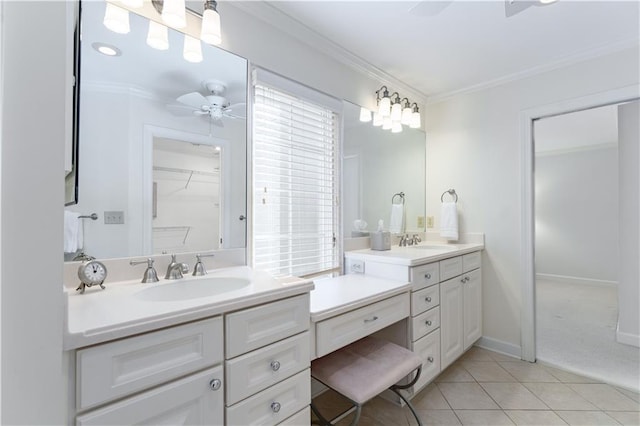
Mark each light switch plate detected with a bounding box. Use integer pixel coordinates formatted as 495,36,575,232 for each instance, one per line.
427,216,434,228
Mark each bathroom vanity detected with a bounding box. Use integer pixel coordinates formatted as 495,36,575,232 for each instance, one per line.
64,266,313,425
344,239,484,395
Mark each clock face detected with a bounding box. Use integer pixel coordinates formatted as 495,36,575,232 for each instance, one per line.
78,260,107,285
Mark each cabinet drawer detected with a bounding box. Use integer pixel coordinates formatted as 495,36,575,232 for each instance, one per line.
411,329,441,393
76,366,224,425
226,294,310,359
316,293,410,358
410,262,439,291
411,285,440,315
278,407,310,425
462,251,481,272
77,316,223,410
411,307,440,342
226,369,310,426
440,256,462,281
226,332,310,404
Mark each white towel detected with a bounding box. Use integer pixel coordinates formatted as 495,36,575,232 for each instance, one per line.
64,210,83,253
440,202,458,241
389,203,405,234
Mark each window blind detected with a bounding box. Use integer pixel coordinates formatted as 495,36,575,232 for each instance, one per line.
252,82,339,277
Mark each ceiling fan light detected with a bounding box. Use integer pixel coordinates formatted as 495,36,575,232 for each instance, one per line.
103,3,130,34
201,2,222,45
391,121,403,133
382,116,392,130
146,21,169,50
372,112,383,127
359,107,372,122
162,0,186,28
183,35,203,63
121,0,143,8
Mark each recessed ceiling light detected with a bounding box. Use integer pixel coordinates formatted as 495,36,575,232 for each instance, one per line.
91,42,122,57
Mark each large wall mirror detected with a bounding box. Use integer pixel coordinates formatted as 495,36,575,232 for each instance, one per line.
66,1,248,261
343,101,426,237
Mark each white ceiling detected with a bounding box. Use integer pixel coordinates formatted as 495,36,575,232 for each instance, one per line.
266,0,640,100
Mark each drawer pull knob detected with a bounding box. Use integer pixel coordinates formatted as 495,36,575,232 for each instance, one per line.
209,379,221,391
364,316,379,323
427,356,434,363
271,402,281,413
426,320,432,326
270,361,281,371
425,273,431,279
425,296,432,303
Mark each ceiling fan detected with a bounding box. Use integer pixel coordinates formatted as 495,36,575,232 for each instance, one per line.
408,0,558,18
167,80,246,127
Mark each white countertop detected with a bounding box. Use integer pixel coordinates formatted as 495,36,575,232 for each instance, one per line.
64,266,314,350
310,274,411,322
345,242,484,266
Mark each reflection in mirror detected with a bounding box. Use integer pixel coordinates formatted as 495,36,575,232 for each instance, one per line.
65,1,247,261
342,101,426,238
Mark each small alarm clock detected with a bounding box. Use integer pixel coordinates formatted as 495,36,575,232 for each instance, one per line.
76,260,107,294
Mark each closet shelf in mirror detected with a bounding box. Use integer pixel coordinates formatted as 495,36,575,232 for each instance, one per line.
153,226,191,244
154,166,219,189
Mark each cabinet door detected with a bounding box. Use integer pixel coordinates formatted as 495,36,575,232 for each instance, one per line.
440,278,464,370
463,268,482,350
76,366,224,425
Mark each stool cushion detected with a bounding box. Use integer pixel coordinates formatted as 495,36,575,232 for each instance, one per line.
311,336,422,405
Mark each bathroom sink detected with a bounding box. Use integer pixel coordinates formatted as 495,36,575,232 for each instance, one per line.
135,277,251,302
410,245,457,252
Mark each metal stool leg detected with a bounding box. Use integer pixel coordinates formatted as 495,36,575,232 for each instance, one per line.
390,387,423,426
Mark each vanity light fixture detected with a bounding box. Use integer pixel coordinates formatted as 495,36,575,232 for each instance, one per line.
359,107,372,122
391,121,403,133
401,98,412,125
146,20,169,50
372,112,383,127
409,103,421,129
103,2,130,34
183,34,203,63
161,0,187,28
201,0,222,45
382,115,393,130
121,0,144,8
376,86,391,117
390,92,402,122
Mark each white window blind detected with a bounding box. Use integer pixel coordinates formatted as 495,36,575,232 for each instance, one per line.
252,81,339,277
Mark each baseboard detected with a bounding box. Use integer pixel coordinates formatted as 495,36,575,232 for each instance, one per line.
475,336,522,359
536,273,617,288
616,322,640,348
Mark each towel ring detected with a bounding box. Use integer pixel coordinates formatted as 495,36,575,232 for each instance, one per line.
441,189,458,203
392,192,405,205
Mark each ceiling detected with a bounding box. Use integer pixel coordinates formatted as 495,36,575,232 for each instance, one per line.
265,1,640,100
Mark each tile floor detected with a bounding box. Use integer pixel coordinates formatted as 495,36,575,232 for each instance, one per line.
311,347,640,425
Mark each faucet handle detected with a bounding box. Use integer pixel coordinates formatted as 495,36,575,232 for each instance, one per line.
130,258,159,283
193,253,215,276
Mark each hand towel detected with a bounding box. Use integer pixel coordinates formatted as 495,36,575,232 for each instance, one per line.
389,203,405,234
64,210,83,253
440,202,458,241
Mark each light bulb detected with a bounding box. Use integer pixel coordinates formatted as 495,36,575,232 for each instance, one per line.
382,116,392,130
391,102,402,121
378,96,391,117
401,106,412,125
410,111,421,129
162,0,186,28
372,112,383,127
183,35,203,63
103,3,130,34
121,0,143,8
391,121,403,133
147,21,169,50
201,4,222,45
359,107,372,122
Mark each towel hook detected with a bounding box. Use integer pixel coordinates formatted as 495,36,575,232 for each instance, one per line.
440,189,458,203
392,192,405,205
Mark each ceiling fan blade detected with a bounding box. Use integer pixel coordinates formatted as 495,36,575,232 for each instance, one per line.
166,104,198,117
176,92,208,109
408,1,454,17
227,103,247,118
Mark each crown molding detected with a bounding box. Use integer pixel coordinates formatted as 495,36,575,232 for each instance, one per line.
227,1,429,105
427,37,640,104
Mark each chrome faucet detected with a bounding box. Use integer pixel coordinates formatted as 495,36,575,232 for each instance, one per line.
165,254,189,280
399,234,421,247
409,234,421,246
399,234,408,247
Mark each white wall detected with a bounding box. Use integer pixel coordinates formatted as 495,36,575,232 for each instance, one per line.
617,100,639,346
1,2,68,423
425,47,640,352
535,146,619,283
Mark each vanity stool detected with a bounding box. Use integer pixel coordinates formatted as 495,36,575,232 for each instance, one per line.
310,336,423,426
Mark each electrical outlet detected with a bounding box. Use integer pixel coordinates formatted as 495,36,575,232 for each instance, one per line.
427,216,434,228
104,211,125,224
417,216,425,228
347,259,365,274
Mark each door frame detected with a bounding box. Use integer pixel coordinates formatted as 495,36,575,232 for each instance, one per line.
519,84,640,362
